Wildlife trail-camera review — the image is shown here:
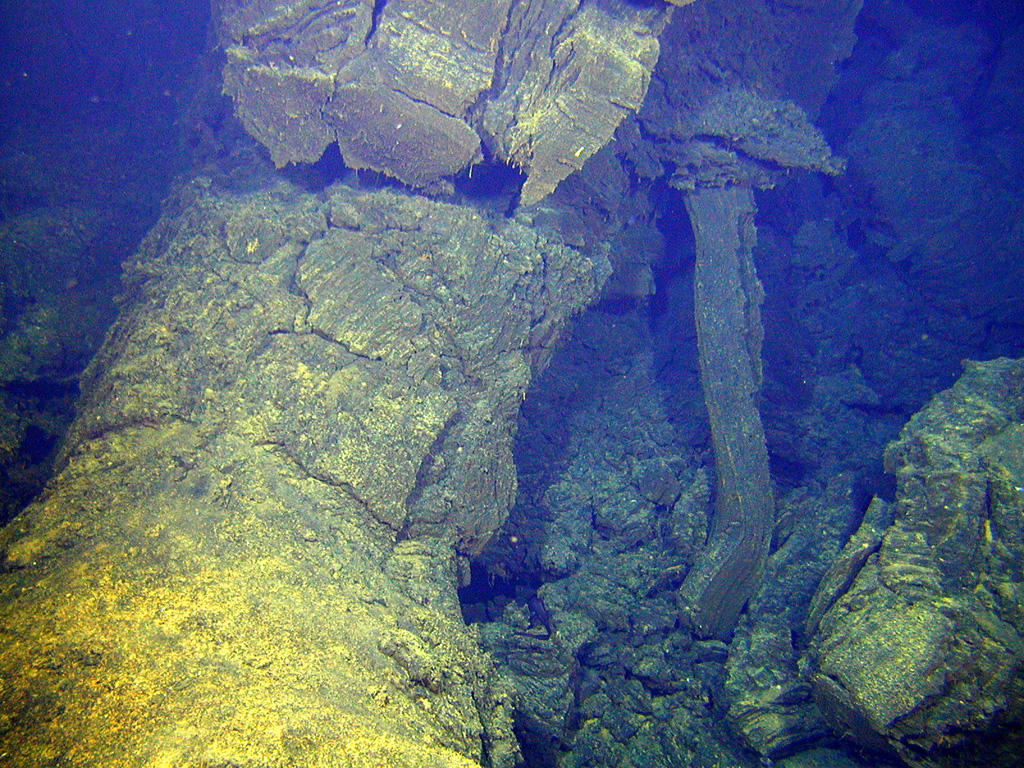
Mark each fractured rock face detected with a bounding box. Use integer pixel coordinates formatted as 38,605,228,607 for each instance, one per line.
809,357,1024,768
0,176,604,766
219,0,665,203
480,0,662,204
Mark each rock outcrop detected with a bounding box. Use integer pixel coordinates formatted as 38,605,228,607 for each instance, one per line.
0,175,604,766
219,0,665,204
810,357,1024,768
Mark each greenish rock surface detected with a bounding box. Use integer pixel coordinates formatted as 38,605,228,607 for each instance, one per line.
677,185,774,640
0,176,603,766
810,357,1024,768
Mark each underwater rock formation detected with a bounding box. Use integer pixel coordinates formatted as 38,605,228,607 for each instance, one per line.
810,357,1024,768
5,0,1023,766
0,176,603,766
677,186,773,640
219,0,664,204
614,0,851,643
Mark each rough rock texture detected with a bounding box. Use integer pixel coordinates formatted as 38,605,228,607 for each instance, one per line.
804,496,892,637
480,0,662,204
841,22,1022,321
601,0,859,755
619,0,849,648
0,69,198,525
828,15,1024,413
219,0,664,203
641,0,861,124
724,615,821,758
472,306,745,768
810,357,1024,768
627,0,857,189
0,203,115,524
460,1,863,762
677,186,773,640
0,175,603,766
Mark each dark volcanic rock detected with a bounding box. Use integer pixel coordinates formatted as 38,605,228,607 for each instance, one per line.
219,0,665,203
810,357,1024,768
0,176,603,766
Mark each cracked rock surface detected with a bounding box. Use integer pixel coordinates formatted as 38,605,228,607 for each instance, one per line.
219,0,664,204
0,176,603,766
810,358,1024,768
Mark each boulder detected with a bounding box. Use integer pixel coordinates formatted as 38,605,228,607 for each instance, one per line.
219,0,665,203
810,358,1024,768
